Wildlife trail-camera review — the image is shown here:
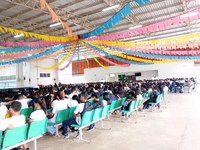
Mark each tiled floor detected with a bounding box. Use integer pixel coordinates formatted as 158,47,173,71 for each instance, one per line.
29,89,200,150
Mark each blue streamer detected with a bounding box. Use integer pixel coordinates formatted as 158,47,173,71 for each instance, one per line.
86,43,153,65
0,44,65,66
82,3,131,39
0,46,47,54
134,0,151,6
73,43,80,75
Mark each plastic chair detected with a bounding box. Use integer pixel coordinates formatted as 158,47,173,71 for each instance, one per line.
120,97,126,106
48,109,69,126
121,101,136,118
2,124,28,149
109,101,117,111
68,106,76,119
0,131,2,148
101,105,111,118
92,107,103,122
27,118,47,139
47,108,52,113
20,108,33,119
71,110,95,141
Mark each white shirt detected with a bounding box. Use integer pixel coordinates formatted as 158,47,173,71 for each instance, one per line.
102,100,107,106
30,110,46,121
68,100,78,108
60,98,70,109
74,103,85,124
16,99,31,109
0,115,25,131
137,94,143,101
0,105,8,120
49,100,66,123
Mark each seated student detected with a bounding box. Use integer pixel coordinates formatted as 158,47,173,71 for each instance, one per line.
68,95,79,108
87,93,104,131
59,90,70,107
0,101,25,131
143,87,160,109
16,94,29,109
0,103,8,120
28,98,46,122
103,92,111,105
121,92,134,116
46,93,66,135
62,92,93,139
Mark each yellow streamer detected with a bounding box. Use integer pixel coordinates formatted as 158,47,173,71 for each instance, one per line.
37,42,77,70
0,25,78,42
86,31,200,47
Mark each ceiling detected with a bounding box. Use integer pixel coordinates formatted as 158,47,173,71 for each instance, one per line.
0,0,200,58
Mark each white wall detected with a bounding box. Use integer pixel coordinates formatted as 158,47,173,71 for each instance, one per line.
58,60,85,84
84,61,195,83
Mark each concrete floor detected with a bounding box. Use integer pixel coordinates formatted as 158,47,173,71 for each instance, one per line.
29,90,200,150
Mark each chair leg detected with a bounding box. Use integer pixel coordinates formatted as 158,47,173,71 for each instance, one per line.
33,139,37,150
100,120,111,130
78,129,90,143
54,126,60,137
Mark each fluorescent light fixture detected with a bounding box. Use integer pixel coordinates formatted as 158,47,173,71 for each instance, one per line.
102,4,120,12
180,12,199,18
14,34,23,38
2,59,4,62
129,25,143,30
1,51,5,54
49,22,62,28
28,54,32,56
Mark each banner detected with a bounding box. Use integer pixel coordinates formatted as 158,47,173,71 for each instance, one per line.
73,43,80,74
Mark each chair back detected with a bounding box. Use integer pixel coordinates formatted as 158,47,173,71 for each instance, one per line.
2,124,28,149
27,118,47,139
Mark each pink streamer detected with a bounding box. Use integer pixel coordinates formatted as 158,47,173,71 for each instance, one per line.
0,41,63,47
112,45,200,56
57,48,76,71
89,7,200,41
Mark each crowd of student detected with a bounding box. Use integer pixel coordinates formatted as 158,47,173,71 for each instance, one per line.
0,78,196,149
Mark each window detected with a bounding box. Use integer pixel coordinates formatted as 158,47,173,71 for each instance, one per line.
40,73,50,78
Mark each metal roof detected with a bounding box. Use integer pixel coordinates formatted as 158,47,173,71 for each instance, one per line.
0,0,200,57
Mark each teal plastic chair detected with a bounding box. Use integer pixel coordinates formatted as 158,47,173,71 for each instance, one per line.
27,118,47,139
71,110,95,128
20,108,33,119
2,124,28,149
120,97,126,106
99,96,103,101
109,101,117,111
93,107,103,122
101,105,111,118
68,106,76,119
121,101,136,114
48,109,69,126
149,95,161,105
47,108,52,113
115,100,121,108
0,131,2,148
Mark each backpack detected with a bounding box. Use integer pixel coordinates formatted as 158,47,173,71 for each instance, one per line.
81,102,94,117
92,101,104,109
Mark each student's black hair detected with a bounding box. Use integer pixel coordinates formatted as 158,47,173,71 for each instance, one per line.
10,101,22,112
34,98,47,113
72,95,79,101
91,92,99,99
